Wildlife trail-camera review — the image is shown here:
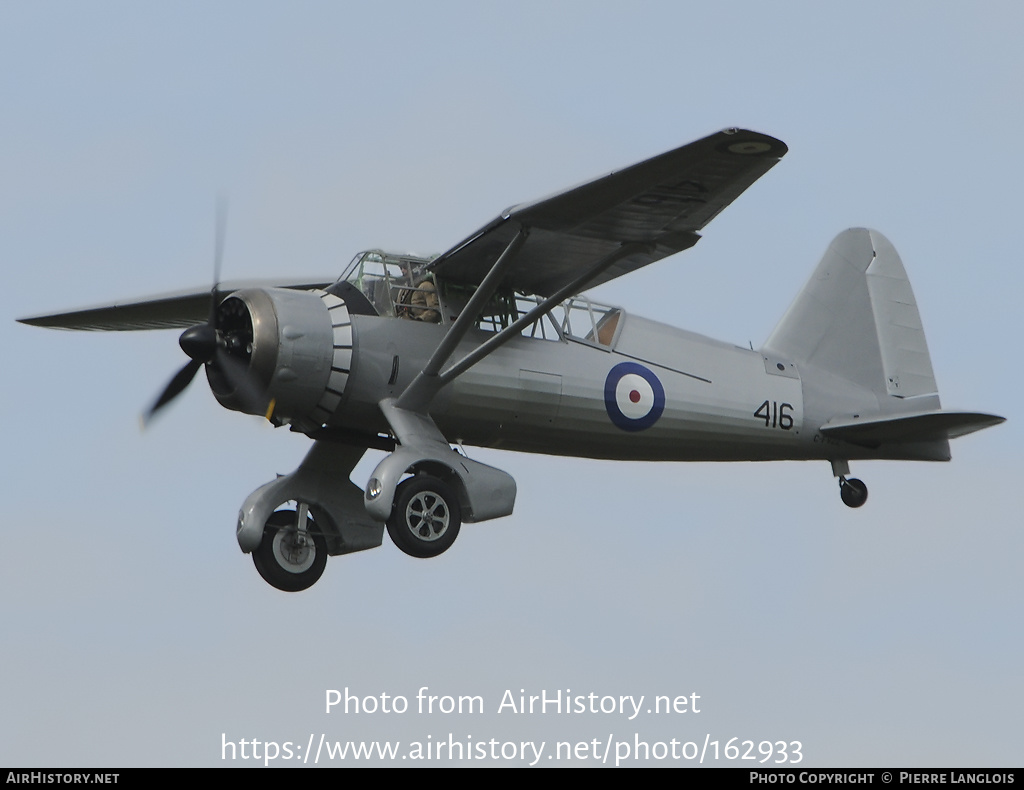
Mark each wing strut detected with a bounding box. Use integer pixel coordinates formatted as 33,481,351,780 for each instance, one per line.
396,227,529,413
438,240,654,385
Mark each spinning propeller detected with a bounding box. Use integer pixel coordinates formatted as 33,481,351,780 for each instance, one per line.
142,203,265,425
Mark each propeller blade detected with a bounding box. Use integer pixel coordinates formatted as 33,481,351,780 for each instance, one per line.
214,347,268,416
143,200,242,427
143,358,203,426
210,196,227,326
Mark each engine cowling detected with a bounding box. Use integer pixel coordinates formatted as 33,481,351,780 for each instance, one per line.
208,287,353,430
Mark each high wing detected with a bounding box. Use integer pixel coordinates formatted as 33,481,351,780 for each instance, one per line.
17,277,333,331
19,129,785,329
429,128,787,296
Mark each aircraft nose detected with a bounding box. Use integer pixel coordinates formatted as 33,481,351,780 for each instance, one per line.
179,323,218,363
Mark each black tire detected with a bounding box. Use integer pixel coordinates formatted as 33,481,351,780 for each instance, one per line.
840,478,868,509
252,509,327,591
387,476,461,558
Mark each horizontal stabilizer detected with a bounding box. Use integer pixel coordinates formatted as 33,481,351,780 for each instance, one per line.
821,410,1005,447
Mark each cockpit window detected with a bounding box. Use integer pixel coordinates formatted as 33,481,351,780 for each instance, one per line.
339,250,441,322
336,251,623,345
555,296,622,348
472,291,563,341
469,290,622,347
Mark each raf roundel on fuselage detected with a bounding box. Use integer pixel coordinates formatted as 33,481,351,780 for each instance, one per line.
604,362,666,432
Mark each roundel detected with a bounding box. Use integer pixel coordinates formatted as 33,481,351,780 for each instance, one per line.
604,362,665,431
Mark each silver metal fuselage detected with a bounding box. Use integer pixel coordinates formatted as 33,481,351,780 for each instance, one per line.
335,309,942,465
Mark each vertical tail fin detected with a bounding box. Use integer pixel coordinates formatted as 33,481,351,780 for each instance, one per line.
762,228,938,403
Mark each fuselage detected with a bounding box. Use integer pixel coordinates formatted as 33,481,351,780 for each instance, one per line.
332,306,928,463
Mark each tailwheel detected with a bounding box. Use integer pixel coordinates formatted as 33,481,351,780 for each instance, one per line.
387,475,461,558
253,507,327,591
839,477,868,509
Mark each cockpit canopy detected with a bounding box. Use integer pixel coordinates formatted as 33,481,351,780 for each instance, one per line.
339,250,440,321
337,249,624,348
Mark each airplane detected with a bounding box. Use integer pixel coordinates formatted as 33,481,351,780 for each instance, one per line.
18,128,1005,592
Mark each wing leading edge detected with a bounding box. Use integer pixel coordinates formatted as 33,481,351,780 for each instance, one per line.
17,278,333,331
430,128,787,296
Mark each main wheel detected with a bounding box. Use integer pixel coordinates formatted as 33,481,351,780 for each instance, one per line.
387,476,461,558
252,509,327,591
840,477,868,509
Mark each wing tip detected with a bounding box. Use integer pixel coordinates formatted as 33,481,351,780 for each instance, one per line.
717,128,788,158
16,315,69,329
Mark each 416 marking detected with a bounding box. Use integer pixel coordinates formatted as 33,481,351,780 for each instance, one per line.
754,400,794,430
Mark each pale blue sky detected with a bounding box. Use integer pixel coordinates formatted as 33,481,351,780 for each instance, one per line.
2,1,1020,766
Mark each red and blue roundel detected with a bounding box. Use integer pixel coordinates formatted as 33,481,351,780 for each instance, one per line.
604,362,665,431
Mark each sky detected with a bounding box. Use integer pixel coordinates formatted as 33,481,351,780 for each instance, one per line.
1,1,1021,768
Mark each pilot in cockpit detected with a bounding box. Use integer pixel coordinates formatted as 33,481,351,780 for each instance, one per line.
408,277,439,322
395,262,440,323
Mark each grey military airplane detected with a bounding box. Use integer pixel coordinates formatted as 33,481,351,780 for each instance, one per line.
19,128,1004,592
